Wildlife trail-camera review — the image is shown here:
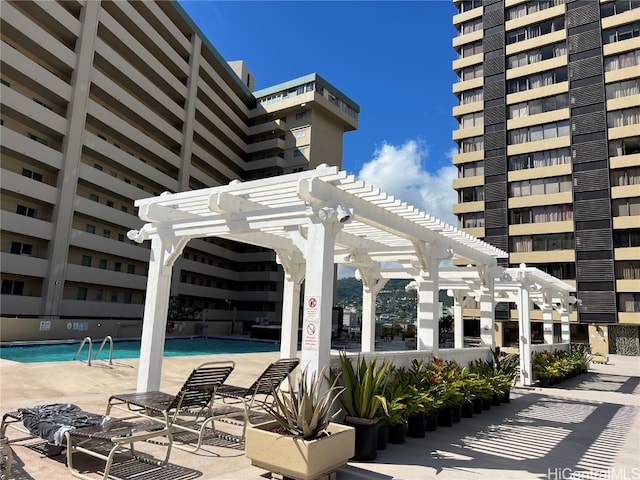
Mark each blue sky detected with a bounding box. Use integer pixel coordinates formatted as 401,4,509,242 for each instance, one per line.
178,0,460,226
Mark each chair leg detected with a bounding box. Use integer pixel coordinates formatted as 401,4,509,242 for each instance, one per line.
1,436,12,480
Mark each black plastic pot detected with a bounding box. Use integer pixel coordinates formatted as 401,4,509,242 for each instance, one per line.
344,416,380,461
461,400,474,418
388,422,407,444
377,424,389,450
407,413,426,438
425,412,438,432
437,406,454,427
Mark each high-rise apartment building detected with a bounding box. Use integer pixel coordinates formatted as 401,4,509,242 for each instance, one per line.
0,0,358,334
452,0,640,352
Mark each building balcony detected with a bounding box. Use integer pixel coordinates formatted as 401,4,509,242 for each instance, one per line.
452,200,484,214
452,101,483,117
508,163,572,182
246,137,286,155
452,29,482,48
618,312,640,324
452,175,484,189
614,246,640,261
247,118,285,137
612,184,640,199
0,253,48,278
507,135,570,157
613,216,640,230
609,123,640,141
504,30,566,57
601,8,640,30
508,191,573,209
616,279,640,292
452,77,483,94
506,56,567,81
602,36,640,58
610,153,640,169
452,53,483,71
0,294,43,316
509,220,574,236
507,108,570,131
453,125,483,141
452,150,484,165
453,7,482,28
510,249,575,265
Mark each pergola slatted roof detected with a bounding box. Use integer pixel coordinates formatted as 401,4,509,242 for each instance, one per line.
131,165,507,266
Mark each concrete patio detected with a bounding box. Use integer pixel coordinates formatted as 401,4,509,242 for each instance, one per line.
1,350,639,480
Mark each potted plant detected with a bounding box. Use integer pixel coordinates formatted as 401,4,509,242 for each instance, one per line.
332,352,389,461
379,368,408,446
245,366,355,480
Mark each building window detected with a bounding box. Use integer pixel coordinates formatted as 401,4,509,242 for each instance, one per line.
460,135,484,153
508,93,569,119
77,288,87,301
459,112,484,128
0,79,10,87
508,42,567,69
10,242,33,256
537,263,576,280
16,205,37,218
510,205,573,224
609,136,640,157
459,64,483,81
616,261,640,280
89,194,99,202
85,224,96,234
508,147,571,171
99,259,107,269
295,112,306,121
459,41,483,59
81,255,91,267
507,17,565,45
602,0,636,17
1,280,24,295
460,87,483,105
106,200,114,208
94,163,103,171
117,233,125,241
124,292,132,304
612,197,640,217
611,166,640,186
509,120,570,144
95,289,103,301
509,175,572,197
614,229,640,248
606,78,640,100
114,262,122,272
460,17,483,35
459,186,484,203
507,0,566,20
127,264,135,274
293,129,306,138
603,22,640,45
27,133,48,145
293,148,307,157
459,160,484,177
604,49,640,72
607,107,640,128
508,67,567,94
458,0,482,13
110,291,118,302
459,212,485,228
22,168,43,182
619,293,640,313
103,229,111,238
511,233,574,252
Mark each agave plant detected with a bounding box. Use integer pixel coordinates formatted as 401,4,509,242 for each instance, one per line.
265,365,344,440
332,352,389,419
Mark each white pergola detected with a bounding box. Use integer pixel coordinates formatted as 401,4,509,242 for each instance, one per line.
128,165,575,390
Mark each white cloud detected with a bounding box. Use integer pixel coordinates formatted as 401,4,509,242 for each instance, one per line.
337,140,458,279
357,140,458,226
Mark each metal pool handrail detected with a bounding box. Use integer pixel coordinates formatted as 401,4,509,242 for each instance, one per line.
94,336,114,365
73,337,93,366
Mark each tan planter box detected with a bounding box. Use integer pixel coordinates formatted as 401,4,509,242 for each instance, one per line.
245,421,355,480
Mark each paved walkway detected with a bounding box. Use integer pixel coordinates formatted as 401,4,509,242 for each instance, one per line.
1,351,638,480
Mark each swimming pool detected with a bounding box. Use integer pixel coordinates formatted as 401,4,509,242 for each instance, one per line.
0,337,279,363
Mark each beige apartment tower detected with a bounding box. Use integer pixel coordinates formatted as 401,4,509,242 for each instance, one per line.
452,0,640,353
0,0,358,337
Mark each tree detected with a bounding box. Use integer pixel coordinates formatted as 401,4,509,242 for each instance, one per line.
168,296,203,323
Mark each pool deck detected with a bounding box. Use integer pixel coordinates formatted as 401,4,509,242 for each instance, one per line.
1,344,639,480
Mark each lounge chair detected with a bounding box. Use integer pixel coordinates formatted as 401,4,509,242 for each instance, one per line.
106,360,234,452
214,358,300,439
1,404,172,480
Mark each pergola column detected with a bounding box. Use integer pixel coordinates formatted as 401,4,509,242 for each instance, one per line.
542,294,554,345
358,270,387,353
416,265,439,352
452,291,467,349
560,308,571,343
136,235,188,392
277,252,305,359
517,284,533,386
300,218,341,377
479,280,495,349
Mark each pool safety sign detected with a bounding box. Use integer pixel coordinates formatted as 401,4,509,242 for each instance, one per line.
302,295,320,350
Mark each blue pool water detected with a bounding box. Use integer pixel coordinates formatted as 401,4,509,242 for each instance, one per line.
0,337,279,363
